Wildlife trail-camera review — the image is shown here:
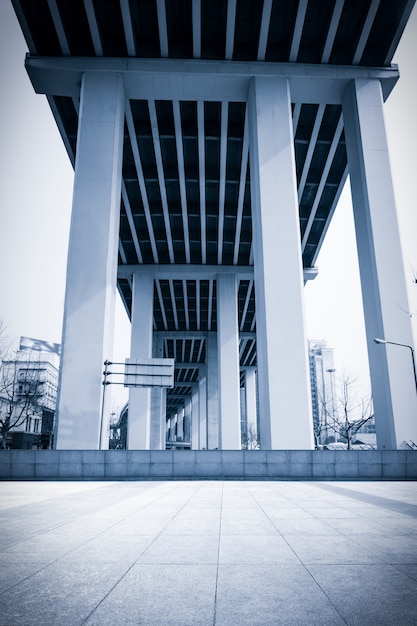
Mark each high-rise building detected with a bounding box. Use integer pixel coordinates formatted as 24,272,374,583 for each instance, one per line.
308,341,337,446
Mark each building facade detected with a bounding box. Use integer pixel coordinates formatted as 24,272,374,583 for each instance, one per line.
12,0,417,450
0,339,59,449
308,341,337,446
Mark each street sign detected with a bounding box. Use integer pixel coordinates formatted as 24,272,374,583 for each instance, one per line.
123,358,175,388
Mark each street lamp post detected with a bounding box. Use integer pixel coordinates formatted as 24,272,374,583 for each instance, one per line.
326,368,337,442
373,338,417,395
320,359,328,443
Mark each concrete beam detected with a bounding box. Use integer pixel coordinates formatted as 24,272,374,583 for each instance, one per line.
118,264,317,282
25,55,399,104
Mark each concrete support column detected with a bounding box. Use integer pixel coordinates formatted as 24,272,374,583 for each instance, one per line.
150,334,166,449
170,415,177,442
160,390,167,449
206,333,219,449
56,72,124,450
127,272,153,449
199,366,208,449
177,407,184,441
245,368,258,439
184,398,192,444
150,388,166,450
248,76,314,450
191,386,200,449
217,273,241,449
343,79,417,448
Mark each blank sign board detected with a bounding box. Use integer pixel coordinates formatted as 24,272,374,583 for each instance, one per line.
124,358,175,388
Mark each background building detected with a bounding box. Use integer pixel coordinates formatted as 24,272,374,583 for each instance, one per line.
309,339,377,448
109,404,128,450
0,337,59,449
308,340,337,446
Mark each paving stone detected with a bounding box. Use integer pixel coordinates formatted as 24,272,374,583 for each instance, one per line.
219,533,300,564
139,533,219,564
0,561,129,626
85,564,217,626
215,564,345,625
307,563,417,625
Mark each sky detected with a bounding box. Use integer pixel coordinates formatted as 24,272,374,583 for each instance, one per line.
0,2,416,411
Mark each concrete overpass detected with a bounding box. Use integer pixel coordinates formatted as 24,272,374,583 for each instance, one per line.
11,0,417,450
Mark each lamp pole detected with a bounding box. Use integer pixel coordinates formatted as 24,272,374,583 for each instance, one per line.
321,359,328,443
326,368,336,442
99,360,112,450
373,338,417,395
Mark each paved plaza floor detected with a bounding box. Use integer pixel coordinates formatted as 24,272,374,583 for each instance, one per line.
0,480,416,625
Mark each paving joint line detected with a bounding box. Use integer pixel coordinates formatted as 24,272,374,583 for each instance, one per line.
212,480,224,626
81,481,207,625
0,481,193,600
246,482,349,625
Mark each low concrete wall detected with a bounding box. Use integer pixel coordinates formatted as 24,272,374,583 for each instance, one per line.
0,449,416,480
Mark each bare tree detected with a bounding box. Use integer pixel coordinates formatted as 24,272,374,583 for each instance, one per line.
313,412,328,449
316,384,338,446
0,354,44,449
241,422,260,450
0,319,12,363
320,373,374,449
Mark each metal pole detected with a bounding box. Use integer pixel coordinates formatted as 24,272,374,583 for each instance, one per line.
327,368,336,442
408,346,417,395
374,339,417,396
99,360,110,450
321,358,328,444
